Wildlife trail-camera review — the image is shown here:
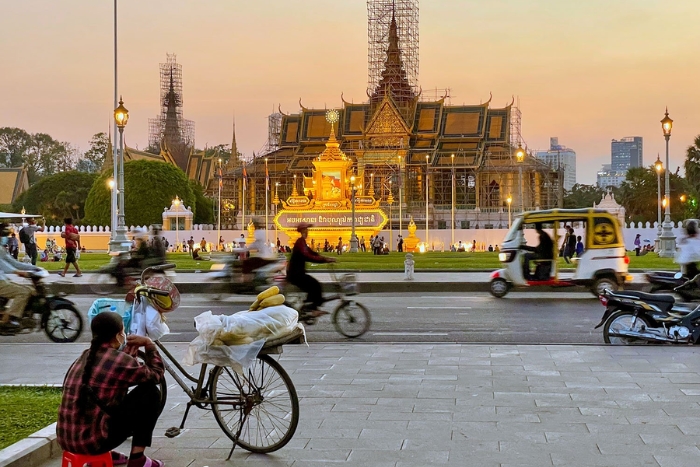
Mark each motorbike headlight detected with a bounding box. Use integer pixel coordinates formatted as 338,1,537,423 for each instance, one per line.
498,252,508,262
499,251,517,263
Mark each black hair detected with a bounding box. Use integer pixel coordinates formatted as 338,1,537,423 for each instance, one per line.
64,218,73,225
687,220,698,236
79,312,123,408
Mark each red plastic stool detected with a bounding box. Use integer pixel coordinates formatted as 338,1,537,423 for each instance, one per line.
61,451,113,467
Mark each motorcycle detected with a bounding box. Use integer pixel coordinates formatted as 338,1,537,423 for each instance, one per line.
209,252,287,295
0,269,83,342
91,253,166,295
645,271,698,301
595,275,700,344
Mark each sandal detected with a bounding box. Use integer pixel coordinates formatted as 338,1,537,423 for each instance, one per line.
142,457,165,467
111,451,128,465
57,272,65,277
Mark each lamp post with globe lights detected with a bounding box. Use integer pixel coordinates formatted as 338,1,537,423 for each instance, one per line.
173,196,181,248
659,109,676,257
506,195,512,228
109,97,130,253
515,145,525,212
655,155,663,243
349,176,359,253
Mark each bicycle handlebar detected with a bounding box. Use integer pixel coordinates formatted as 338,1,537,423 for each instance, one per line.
135,286,170,298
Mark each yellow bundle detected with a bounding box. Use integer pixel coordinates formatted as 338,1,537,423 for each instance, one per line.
249,286,285,311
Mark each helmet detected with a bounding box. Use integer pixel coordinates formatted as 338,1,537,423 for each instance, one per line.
686,219,698,236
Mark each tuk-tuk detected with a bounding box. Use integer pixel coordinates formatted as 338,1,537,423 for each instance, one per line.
489,208,632,297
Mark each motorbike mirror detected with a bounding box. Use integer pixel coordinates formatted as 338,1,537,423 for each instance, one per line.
674,272,684,280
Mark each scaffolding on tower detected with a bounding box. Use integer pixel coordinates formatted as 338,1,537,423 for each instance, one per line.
148,53,194,168
367,0,419,95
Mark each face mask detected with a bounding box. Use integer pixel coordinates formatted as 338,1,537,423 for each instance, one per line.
117,331,127,351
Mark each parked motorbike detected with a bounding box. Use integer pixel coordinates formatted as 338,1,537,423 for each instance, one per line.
645,271,698,301
209,253,286,296
0,269,83,342
596,275,700,344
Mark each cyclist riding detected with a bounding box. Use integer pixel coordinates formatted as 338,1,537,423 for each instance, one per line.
286,222,335,316
0,223,41,330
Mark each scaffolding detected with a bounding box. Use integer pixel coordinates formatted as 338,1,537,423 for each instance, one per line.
367,0,419,95
148,54,195,156
260,112,282,155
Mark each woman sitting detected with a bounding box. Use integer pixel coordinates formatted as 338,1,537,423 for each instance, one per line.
57,312,165,467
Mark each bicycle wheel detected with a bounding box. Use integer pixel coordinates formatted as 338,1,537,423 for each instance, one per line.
332,301,371,338
210,354,299,453
89,273,118,296
43,304,83,343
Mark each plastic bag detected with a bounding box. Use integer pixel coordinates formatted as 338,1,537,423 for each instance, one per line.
130,299,169,340
182,306,299,370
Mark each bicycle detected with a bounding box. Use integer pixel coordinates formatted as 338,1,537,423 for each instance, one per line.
282,264,371,338
130,265,302,459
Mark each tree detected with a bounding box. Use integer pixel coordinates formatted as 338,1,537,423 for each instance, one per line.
0,127,32,168
84,160,195,227
190,180,214,225
684,135,700,218
12,171,97,225
563,184,606,209
77,132,109,173
617,166,689,224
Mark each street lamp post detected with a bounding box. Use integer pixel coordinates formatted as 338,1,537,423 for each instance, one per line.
659,109,676,257
398,155,403,238
451,153,455,249
264,157,269,245
387,180,394,251
655,155,663,244
217,158,222,251
110,97,130,253
506,195,512,228
425,154,429,248
173,196,181,249
515,145,525,212
349,176,359,253
108,179,116,238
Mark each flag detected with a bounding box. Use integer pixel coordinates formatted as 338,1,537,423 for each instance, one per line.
242,165,248,190
265,164,270,192
218,166,223,189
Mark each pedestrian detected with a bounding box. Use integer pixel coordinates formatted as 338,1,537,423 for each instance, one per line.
7,233,18,259
372,235,382,255
187,237,195,256
634,234,641,256
181,240,187,252
19,217,44,265
397,235,403,253
471,240,477,252
565,226,576,263
219,236,225,251
58,218,82,278
276,237,281,252
238,234,245,248
336,237,343,255
369,235,374,253
488,245,494,252
57,312,165,467
575,236,584,257
200,237,207,253
163,237,169,252
360,236,366,252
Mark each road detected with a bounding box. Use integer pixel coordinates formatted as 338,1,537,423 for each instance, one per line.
0,292,608,345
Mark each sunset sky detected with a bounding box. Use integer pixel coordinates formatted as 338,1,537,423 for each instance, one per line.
2,0,699,184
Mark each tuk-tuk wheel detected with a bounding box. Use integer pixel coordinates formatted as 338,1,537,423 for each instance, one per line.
591,277,618,297
490,278,510,298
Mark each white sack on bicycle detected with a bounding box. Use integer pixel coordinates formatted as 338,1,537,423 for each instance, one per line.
130,300,170,340
219,305,298,345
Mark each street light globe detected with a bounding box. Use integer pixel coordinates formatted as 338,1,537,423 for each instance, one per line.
655,156,663,173
662,198,668,208
681,194,687,203
173,196,181,207
107,179,115,189
661,108,673,137
114,96,129,129
350,175,356,184
515,145,525,163
506,195,512,205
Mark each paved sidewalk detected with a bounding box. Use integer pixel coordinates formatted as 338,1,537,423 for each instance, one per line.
3,342,700,466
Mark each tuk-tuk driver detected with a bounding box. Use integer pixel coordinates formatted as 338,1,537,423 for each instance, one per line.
522,223,554,279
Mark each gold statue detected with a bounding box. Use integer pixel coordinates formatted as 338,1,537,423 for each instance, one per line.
403,216,421,252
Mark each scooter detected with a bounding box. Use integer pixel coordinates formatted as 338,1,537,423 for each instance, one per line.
595,274,700,345
0,269,83,342
645,271,698,301
209,252,287,295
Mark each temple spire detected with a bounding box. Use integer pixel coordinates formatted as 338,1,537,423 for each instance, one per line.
227,116,240,170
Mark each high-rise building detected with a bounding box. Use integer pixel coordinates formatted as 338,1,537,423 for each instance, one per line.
611,136,643,171
596,164,627,188
535,137,577,191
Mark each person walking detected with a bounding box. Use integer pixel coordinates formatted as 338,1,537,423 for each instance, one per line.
58,218,82,278
397,235,403,252
336,237,343,255
7,233,18,259
20,218,44,265
187,237,195,256
634,234,641,256
360,236,366,252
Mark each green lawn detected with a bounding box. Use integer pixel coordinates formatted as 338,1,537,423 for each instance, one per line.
0,386,62,450
26,250,679,272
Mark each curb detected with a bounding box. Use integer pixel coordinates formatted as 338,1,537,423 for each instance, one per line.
0,423,58,467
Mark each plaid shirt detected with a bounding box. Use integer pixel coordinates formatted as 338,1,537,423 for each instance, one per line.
57,343,164,454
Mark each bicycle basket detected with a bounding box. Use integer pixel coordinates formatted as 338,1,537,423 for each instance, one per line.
340,273,358,295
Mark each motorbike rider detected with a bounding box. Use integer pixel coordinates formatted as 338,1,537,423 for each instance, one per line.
287,222,336,316
241,220,279,276
675,219,700,279
522,223,554,280
0,223,41,329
